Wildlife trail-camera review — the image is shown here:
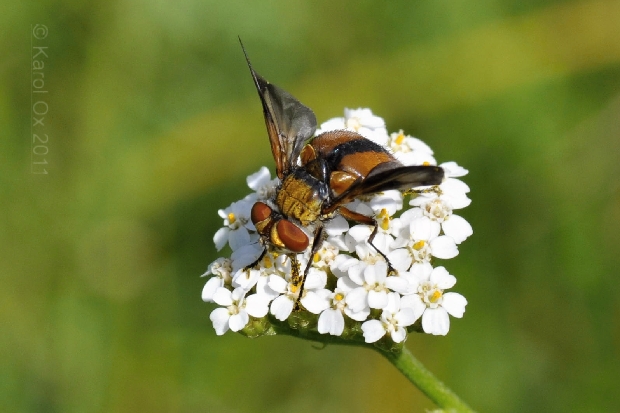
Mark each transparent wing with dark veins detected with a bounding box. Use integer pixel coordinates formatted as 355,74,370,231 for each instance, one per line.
324,165,444,213
240,40,317,179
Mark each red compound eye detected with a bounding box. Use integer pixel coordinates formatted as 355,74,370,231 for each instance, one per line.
276,220,309,252
251,202,272,225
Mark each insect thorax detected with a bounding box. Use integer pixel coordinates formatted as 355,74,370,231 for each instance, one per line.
276,168,329,227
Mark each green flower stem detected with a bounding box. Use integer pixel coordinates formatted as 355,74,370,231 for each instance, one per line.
267,317,476,412
377,346,476,413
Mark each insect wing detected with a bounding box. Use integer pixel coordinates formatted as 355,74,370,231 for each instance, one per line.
327,165,444,209
261,81,317,177
240,42,317,179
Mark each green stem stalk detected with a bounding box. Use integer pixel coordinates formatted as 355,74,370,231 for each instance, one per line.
268,317,476,412
377,346,476,413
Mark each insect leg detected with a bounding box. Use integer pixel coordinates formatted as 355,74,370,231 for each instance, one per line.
294,224,325,310
338,206,396,275
403,185,442,197
243,246,267,272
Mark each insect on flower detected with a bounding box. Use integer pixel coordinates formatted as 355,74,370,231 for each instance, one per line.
239,39,444,305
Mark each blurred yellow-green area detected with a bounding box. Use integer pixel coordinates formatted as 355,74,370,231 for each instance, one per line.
3,0,620,412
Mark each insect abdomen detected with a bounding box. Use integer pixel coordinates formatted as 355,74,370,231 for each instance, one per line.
312,130,399,178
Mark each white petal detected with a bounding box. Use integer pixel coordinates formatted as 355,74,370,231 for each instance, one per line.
345,287,368,312
229,227,251,251
352,200,375,215
398,208,417,225
364,261,385,284
388,217,406,238
230,243,263,271
442,177,470,195
446,192,472,209
347,263,365,285
270,295,294,321
212,287,233,306
231,199,253,217
387,248,412,272
361,320,386,343
400,151,436,168
209,308,231,336
304,268,327,290
368,290,388,309
397,271,417,291
409,194,433,208
231,287,247,302
428,219,441,239
345,108,385,128
245,294,271,317
326,234,349,253
410,217,432,240
368,190,402,215
267,275,288,294
217,208,229,220
372,233,393,256
318,309,345,335
348,225,372,242
201,277,223,302
334,255,358,272
213,227,229,251
390,327,407,343
390,236,409,250
440,161,468,178
300,290,330,314
395,307,417,327
229,311,249,332
385,276,411,295
232,268,260,290
344,306,370,321
275,254,293,273
384,291,400,314
325,215,349,235
403,135,434,154
430,266,456,289
336,275,358,292
354,243,374,260
255,277,280,300
317,117,345,133
246,166,271,190
442,215,473,244
400,294,426,322
422,308,450,336
409,262,433,283
374,261,389,282
367,128,389,146
441,292,467,318
430,236,458,259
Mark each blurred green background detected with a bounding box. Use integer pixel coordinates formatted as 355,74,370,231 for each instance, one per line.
3,0,620,412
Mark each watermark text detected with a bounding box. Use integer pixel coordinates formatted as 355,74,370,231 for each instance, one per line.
31,24,49,174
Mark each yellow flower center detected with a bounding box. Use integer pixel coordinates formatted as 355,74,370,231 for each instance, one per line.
227,212,236,224
334,293,344,302
413,240,425,250
422,161,430,166
313,252,321,263
263,255,273,269
429,290,442,303
228,305,239,315
378,208,391,231
394,131,405,145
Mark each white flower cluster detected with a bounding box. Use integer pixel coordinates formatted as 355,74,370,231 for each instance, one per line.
203,108,472,344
